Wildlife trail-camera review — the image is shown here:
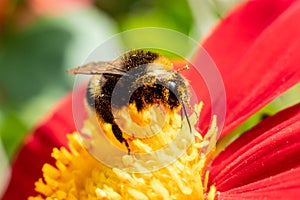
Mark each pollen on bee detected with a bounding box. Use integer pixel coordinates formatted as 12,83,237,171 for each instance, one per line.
128,103,152,127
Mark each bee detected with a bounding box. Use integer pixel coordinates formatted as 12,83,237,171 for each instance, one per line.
69,50,191,154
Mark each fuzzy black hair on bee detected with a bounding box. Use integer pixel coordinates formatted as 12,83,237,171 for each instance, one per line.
69,50,191,154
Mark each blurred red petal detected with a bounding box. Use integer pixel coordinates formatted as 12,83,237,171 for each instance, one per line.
190,0,300,136
217,166,300,200
2,93,75,200
208,102,300,191
0,0,9,30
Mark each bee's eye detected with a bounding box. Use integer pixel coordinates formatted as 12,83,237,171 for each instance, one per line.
167,81,176,91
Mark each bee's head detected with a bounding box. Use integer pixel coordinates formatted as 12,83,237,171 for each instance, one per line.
123,50,190,109
166,73,190,107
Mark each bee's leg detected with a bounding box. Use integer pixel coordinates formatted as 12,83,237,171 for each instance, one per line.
97,98,131,154
181,101,192,133
186,101,199,119
180,108,184,128
112,123,131,155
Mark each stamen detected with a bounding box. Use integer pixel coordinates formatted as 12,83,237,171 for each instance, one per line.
207,185,217,200
204,170,210,192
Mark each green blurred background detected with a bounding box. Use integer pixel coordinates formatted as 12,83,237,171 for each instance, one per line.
0,0,299,166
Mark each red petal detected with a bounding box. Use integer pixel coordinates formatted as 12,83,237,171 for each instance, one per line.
2,93,75,200
208,102,300,191
217,166,300,199
189,0,300,136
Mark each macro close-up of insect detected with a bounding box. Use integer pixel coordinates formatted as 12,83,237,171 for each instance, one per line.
3,1,300,199
68,50,192,154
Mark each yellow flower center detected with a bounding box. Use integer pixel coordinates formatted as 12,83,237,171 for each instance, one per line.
29,103,218,200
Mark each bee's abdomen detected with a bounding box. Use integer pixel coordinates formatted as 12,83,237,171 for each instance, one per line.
86,84,96,108
86,74,120,124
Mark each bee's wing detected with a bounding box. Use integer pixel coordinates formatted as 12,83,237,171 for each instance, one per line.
68,61,126,76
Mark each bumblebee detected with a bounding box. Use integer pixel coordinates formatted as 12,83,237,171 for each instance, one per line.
69,50,191,154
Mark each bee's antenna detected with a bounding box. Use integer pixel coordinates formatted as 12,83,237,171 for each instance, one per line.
177,65,189,73
181,101,192,133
